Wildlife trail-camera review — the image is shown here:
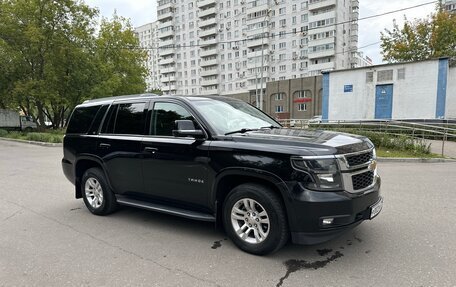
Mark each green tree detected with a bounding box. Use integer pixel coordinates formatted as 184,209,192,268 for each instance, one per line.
0,0,147,128
90,14,147,99
381,9,456,63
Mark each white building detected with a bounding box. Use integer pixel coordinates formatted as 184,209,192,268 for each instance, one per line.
444,0,456,12
322,58,456,121
135,22,161,91
156,0,361,97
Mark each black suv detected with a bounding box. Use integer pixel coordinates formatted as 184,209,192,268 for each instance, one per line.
62,94,382,255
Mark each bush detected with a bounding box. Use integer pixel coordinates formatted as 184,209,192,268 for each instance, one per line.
25,132,63,143
337,129,431,154
0,129,8,137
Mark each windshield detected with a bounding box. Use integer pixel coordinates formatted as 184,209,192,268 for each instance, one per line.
191,99,281,135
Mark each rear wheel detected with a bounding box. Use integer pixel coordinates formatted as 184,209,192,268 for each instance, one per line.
223,183,289,255
81,168,117,215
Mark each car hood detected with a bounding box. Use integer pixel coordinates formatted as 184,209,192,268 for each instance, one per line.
230,128,373,156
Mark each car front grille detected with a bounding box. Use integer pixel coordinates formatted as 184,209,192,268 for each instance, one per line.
352,171,374,191
345,150,373,167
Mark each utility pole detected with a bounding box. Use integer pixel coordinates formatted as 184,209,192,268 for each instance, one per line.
259,9,272,111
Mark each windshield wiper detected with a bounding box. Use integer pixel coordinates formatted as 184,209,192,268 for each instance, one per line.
260,125,281,130
224,128,257,136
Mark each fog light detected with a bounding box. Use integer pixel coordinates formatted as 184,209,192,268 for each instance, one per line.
322,218,334,225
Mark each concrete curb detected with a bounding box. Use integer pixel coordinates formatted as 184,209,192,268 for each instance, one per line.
377,157,456,163
1,137,454,162
0,137,62,147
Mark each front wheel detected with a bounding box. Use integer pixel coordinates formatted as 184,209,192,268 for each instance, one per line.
223,183,289,255
81,168,117,215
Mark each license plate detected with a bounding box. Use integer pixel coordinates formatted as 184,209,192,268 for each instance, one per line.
370,198,383,219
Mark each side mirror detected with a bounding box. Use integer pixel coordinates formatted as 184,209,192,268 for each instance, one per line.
172,120,205,139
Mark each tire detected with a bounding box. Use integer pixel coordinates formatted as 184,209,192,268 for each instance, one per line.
223,183,289,255
81,167,117,215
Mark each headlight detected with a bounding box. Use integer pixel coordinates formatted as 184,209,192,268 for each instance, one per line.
291,156,343,191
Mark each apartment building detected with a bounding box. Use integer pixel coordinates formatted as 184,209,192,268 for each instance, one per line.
135,22,161,91
156,0,361,97
444,0,456,12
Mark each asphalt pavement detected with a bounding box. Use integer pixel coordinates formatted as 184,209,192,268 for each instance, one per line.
1,140,455,287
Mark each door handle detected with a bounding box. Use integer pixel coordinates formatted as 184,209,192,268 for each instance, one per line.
98,143,111,149
144,147,158,154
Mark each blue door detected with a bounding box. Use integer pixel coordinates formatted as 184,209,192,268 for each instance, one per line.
375,84,393,119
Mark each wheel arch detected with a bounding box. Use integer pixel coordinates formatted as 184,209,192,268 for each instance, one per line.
74,155,111,199
211,168,291,227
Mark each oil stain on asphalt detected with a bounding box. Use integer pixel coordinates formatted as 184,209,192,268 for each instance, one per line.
276,234,364,287
211,238,227,249
276,251,344,287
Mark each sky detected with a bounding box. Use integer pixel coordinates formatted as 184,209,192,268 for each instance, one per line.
84,0,436,64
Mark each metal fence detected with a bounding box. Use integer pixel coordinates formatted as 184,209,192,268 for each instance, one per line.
277,119,456,157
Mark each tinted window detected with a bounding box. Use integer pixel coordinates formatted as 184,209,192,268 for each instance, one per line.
151,102,196,136
67,105,101,134
114,103,146,135
101,104,118,134
88,105,108,135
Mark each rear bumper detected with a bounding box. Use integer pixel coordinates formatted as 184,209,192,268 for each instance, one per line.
285,176,382,245
61,158,74,184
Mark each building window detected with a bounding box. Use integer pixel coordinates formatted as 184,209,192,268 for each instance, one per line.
298,104,307,111
274,93,285,101
397,68,405,80
377,70,393,82
275,106,284,113
366,71,374,83
294,90,310,98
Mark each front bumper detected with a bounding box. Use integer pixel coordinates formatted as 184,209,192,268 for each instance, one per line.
285,176,382,245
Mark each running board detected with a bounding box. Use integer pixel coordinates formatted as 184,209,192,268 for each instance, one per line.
116,196,216,222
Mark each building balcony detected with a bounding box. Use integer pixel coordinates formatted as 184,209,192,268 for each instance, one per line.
351,0,359,9
199,27,217,38
351,11,359,20
246,37,268,48
200,37,217,47
161,75,176,83
308,10,336,22
247,60,270,69
158,29,174,39
198,17,217,28
308,0,336,11
158,2,175,10
200,68,218,76
200,58,218,67
309,61,335,71
199,7,216,18
246,3,268,16
201,88,218,95
350,34,358,43
158,38,174,48
308,49,335,59
160,66,176,74
200,47,218,57
201,78,218,86
159,57,175,66
308,36,336,47
162,84,177,92
197,0,216,9
246,81,267,91
160,47,175,56
351,22,359,31
158,11,173,22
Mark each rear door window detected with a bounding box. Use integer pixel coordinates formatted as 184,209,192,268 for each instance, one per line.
67,105,102,134
114,103,146,135
101,102,146,135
